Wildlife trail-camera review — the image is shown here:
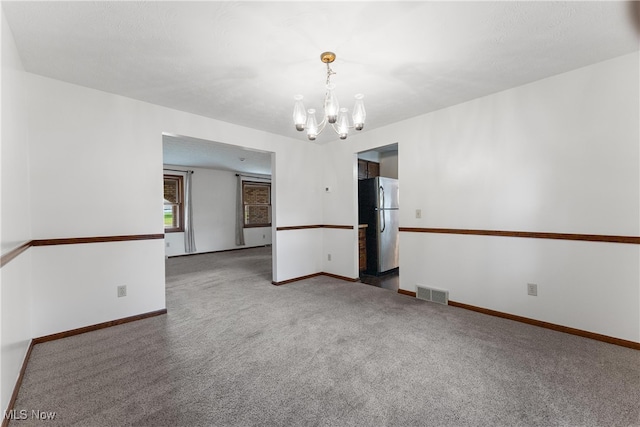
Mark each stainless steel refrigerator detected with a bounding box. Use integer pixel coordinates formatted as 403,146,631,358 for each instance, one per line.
358,177,399,274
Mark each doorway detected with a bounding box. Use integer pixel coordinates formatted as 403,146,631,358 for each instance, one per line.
356,143,399,292
161,133,275,282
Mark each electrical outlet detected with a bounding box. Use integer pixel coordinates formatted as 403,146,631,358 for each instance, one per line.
117,285,127,298
527,283,538,296
416,209,422,219
327,254,332,261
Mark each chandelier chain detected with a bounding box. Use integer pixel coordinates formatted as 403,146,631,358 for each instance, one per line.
326,62,336,85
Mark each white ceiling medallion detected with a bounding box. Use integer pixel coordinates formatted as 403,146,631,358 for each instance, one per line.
293,52,366,141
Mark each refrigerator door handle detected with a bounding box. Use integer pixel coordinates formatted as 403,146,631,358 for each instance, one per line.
379,185,386,232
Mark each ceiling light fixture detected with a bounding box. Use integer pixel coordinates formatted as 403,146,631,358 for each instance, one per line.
292,52,366,141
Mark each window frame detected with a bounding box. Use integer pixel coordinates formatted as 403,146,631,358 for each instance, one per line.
242,180,272,228
163,174,185,233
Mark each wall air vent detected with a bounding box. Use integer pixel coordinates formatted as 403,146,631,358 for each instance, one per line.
416,285,449,305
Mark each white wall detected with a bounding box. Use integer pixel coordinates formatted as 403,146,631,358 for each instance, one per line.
271,142,324,282
24,73,168,339
30,240,165,337
325,53,640,342
24,70,322,335
277,229,323,281
0,11,32,413
320,146,359,279
379,151,398,179
163,166,272,257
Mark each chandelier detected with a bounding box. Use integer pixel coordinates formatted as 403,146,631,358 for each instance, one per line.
292,52,366,141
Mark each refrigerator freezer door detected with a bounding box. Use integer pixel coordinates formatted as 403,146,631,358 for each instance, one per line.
377,177,399,209
377,209,400,272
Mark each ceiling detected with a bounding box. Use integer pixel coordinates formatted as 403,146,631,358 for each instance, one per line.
163,134,272,175
3,1,639,169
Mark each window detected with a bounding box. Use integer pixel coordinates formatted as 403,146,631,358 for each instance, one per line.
242,181,271,228
164,174,184,232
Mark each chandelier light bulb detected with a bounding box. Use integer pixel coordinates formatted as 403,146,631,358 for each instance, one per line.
352,94,366,131
324,83,339,124
337,108,350,140
292,52,365,141
306,108,318,141
293,95,307,131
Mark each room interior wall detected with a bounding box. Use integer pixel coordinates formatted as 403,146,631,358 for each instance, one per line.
23,71,322,336
320,149,359,279
29,240,165,337
0,11,33,413
379,151,398,179
324,52,640,342
25,73,168,338
271,142,324,282
162,166,272,257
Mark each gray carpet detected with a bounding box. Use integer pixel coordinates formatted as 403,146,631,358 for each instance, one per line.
11,246,640,426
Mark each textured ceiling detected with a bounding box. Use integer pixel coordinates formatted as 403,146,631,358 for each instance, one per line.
3,1,639,168
162,134,272,175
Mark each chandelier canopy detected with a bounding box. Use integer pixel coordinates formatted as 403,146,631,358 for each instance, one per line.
292,52,366,141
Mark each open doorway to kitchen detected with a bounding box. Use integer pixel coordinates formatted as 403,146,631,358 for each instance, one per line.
162,133,275,283
356,143,399,292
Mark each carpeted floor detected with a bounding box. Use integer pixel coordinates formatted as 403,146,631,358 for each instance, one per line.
10,246,640,426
